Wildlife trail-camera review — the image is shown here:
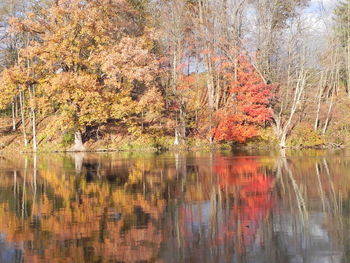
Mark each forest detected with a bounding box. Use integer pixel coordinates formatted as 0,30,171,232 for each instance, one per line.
0,0,349,152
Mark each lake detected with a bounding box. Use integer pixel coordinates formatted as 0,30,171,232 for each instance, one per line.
0,149,349,263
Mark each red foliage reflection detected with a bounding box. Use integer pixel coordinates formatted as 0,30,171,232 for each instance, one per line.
173,157,275,258
216,157,275,250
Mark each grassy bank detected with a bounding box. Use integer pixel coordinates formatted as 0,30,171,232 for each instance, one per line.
0,117,348,153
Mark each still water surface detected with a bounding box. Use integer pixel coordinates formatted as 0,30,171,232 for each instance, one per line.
0,150,349,262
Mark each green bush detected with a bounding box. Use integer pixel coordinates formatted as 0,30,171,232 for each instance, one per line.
61,132,75,147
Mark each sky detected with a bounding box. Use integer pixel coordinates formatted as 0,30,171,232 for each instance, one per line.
303,0,337,34
300,0,338,63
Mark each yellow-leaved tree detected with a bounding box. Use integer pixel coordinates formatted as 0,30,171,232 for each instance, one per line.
7,0,159,151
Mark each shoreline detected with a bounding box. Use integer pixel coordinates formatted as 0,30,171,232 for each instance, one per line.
0,142,345,155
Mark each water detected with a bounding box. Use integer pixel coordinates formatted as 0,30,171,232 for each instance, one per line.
0,149,349,263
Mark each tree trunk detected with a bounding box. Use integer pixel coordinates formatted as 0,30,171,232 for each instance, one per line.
11,99,16,131
206,59,215,144
70,130,86,152
15,96,18,118
277,53,307,148
179,101,186,143
322,90,334,135
19,89,28,147
314,76,324,131
174,128,180,145
29,85,37,152
280,133,287,148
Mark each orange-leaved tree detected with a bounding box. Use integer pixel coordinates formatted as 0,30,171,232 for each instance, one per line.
213,55,274,143
8,0,159,150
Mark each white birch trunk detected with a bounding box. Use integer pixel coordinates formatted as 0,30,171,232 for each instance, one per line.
19,89,28,147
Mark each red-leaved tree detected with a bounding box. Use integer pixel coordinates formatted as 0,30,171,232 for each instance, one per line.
214,55,274,143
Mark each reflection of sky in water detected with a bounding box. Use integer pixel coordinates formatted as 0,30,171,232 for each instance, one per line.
169,198,343,262
274,211,342,263
0,234,22,263
183,201,211,234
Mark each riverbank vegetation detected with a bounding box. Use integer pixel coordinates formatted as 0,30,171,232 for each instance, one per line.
0,0,349,152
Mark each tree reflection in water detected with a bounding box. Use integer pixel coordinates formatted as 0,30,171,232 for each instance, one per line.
0,151,348,262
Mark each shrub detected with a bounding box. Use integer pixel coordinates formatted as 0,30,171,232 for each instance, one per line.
61,131,75,147
287,123,325,148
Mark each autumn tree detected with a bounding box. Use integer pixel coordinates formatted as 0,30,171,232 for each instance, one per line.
334,0,350,96
0,0,33,135
251,0,310,81
153,0,193,144
192,0,248,143
213,56,273,143
7,0,159,151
